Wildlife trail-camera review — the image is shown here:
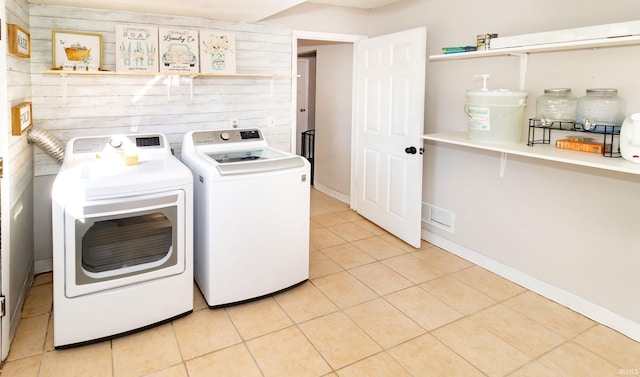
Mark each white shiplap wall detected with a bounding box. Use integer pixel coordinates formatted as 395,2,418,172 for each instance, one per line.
29,5,294,176
5,0,36,357
7,0,33,206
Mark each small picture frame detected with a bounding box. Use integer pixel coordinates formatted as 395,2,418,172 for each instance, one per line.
52,30,102,70
8,24,30,58
11,102,33,136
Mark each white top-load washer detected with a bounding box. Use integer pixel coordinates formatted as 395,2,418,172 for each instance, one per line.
181,128,310,307
52,133,193,348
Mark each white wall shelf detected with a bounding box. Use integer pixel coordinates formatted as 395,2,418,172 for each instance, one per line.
430,34,640,90
422,132,640,176
429,34,640,61
426,31,640,174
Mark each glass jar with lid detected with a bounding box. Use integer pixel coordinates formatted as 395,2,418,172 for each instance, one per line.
535,88,577,126
576,88,626,131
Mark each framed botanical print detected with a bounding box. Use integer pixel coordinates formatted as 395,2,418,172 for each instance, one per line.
199,30,236,74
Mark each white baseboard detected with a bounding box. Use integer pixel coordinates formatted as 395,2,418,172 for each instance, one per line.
422,229,640,342
34,258,53,275
313,183,349,204
9,265,34,349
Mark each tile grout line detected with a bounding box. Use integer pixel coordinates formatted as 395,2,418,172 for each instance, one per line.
4,190,638,376
312,207,595,376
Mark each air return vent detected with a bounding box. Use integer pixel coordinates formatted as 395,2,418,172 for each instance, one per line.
422,203,455,234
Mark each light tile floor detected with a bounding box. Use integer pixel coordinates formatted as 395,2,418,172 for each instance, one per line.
2,189,640,376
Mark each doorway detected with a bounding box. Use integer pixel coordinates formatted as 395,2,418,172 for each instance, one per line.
293,32,365,204
292,29,426,248
297,52,316,185
296,52,315,157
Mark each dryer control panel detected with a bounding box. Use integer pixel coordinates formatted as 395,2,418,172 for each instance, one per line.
67,134,170,162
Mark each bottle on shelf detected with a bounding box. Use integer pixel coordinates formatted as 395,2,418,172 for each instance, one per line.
576,88,626,131
535,88,577,127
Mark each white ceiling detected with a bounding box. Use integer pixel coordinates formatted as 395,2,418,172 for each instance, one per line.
27,0,401,23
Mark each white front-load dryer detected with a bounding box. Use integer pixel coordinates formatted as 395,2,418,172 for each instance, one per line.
181,128,310,307
51,133,193,348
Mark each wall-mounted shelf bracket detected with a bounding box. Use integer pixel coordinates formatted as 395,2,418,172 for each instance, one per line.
270,77,276,98
61,73,68,103
500,152,508,177
165,75,173,101
511,53,529,90
163,75,194,101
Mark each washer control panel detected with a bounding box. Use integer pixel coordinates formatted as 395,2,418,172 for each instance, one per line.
192,129,264,145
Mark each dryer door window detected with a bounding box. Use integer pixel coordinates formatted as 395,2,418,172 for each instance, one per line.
64,190,186,298
81,212,174,274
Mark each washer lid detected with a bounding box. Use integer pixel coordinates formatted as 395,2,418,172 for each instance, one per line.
214,156,306,175
201,147,306,175
206,148,288,163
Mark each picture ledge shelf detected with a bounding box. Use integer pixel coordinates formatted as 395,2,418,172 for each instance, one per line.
42,69,294,102
43,70,292,78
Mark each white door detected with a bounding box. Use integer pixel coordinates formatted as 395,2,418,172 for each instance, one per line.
296,59,309,155
0,170,6,361
353,27,426,248
0,19,8,358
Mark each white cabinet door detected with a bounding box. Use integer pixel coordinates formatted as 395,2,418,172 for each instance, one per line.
353,27,426,248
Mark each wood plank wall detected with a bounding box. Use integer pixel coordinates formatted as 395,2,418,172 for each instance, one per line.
6,0,33,206
29,5,294,176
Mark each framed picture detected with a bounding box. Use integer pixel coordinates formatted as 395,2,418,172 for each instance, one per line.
11,102,33,136
115,24,159,73
8,24,30,58
52,30,102,70
199,30,236,74
159,28,199,73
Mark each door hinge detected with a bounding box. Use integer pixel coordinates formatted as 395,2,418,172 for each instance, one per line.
0,295,5,317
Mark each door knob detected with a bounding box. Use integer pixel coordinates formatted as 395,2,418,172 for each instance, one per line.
405,146,417,154
299,108,306,112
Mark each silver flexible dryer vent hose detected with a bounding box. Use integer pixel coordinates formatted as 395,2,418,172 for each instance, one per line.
26,128,65,164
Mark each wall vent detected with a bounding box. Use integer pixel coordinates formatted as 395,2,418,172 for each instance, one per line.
422,202,455,234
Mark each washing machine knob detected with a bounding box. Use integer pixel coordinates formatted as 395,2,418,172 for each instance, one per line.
220,132,230,141
109,138,123,148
